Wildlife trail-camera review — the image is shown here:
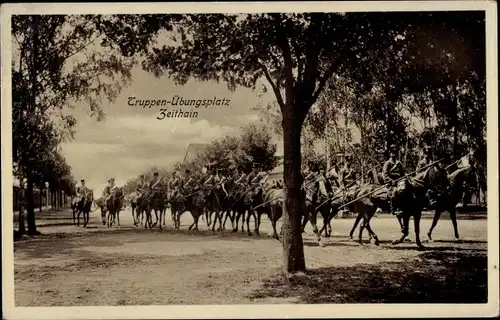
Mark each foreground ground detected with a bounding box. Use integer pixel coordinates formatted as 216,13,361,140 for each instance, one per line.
13,207,487,306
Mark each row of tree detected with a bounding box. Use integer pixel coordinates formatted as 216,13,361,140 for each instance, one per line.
122,123,279,196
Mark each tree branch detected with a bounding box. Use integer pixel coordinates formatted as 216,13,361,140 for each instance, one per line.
310,64,337,105
260,62,285,113
276,32,295,109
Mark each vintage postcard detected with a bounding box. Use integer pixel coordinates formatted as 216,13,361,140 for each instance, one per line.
1,1,499,319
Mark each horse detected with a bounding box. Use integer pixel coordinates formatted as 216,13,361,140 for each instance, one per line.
148,189,166,229
259,186,284,239
348,164,447,249
233,183,267,236
136,193,151,228
204,184,226,232
76,190,94,228
302,178,347,243
71,198,79,225
427,165,475,242
126,192,139,225
346,183,383,246
105,187,124,228
93,197,107,226
170,185,206,232
169,192,186,231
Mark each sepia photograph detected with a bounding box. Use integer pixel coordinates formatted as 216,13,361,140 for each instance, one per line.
1,1,498,319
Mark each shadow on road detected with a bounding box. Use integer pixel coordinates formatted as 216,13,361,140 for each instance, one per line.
248,251,487,303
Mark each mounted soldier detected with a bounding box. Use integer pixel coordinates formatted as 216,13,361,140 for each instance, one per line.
311,162,329,201
136,174,149,199
77,179,91,201
382,146,405,184
149,172,165,196
382,146,405,216
338,154,356,188
102,178,118,209
195,166,212,191
167,171,182,201
247,163,269,188
416,146,433,172
326,158,340,188
182,169,194,194
214,167,228,197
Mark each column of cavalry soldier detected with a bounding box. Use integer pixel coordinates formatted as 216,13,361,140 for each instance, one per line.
76,145,480,248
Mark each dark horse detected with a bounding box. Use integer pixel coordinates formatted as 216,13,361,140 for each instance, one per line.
147,190,166,229
348,164,449,249
302,178,344,243
427,165,476,242
76,190,94,227
106,187,124,228
173,187,206,232
204,185,226,232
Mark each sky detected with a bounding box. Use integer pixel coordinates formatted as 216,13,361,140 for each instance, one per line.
60,66,279,193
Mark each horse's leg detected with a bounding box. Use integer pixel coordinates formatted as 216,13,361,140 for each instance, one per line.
414,210,425,249
171,206,176,226
189,210,196,230
449,207,460,240
363,211,380,246
222,210,228,230
153,207,159,227
309,209,321,243
246,210,254,236
393,214,410,245
117,211,120,226
350,212,363,240
194,209,200,231
270,208,280,240
327,214,333,237
301,206,310,233
207,209,212,227
211,210,217,232
217,210,224,232
254,210,262,236
358,215,367,245
397,215,404,233
73,208,76,225
319,210,330,237
101,208,106,226
427,207,443,242
233,209,241,232
241,209,246,233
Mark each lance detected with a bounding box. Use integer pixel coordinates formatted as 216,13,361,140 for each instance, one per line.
337,157,447,210
315,162,381,211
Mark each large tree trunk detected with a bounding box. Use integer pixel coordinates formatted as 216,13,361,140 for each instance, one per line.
281,111,306,274
26,170,39,235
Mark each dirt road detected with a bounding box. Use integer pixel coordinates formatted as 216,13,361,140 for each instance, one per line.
13,208,487,306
